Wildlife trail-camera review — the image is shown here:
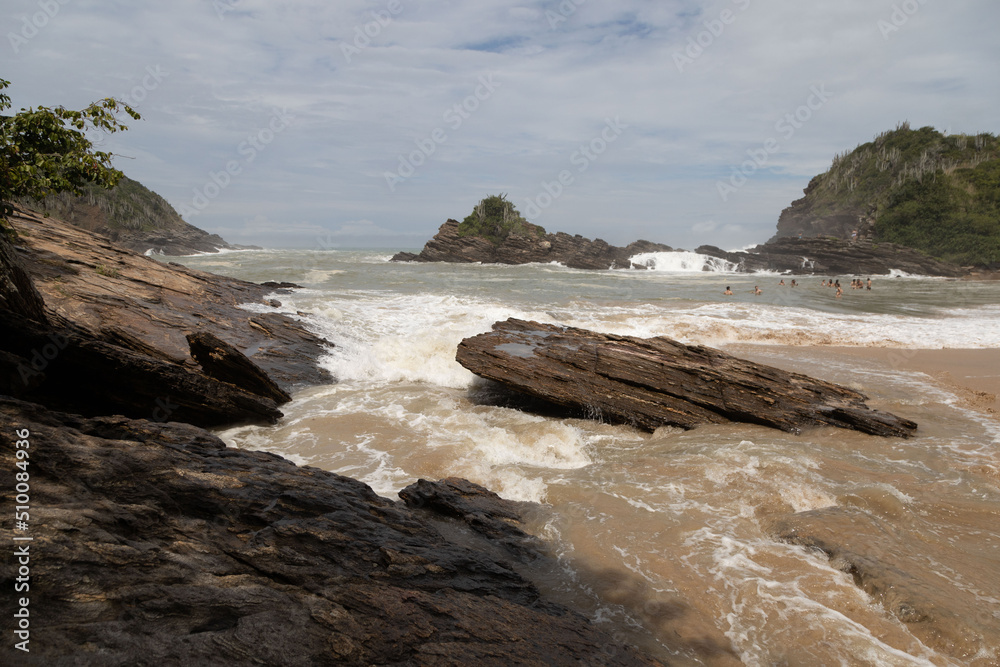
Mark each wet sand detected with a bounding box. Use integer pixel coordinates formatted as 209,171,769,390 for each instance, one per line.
726,344,1000,417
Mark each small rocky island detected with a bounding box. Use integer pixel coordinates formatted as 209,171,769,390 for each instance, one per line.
392,218,673,270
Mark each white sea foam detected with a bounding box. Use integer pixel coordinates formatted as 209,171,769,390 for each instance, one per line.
629,251,740,273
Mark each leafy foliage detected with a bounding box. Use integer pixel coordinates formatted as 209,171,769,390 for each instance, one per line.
783,124,1000,265
0,77,140,225
458,194,541,245
875,158,1000,265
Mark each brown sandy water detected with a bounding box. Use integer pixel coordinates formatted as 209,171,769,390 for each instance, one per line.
173,249,1000,664
219,346,1000,665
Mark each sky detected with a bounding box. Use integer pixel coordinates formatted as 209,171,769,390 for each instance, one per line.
4,0,998,250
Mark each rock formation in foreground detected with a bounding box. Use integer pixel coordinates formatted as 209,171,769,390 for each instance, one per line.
457,319,917,438
0,398,662,666
7,205,330,395
391,219,673,270
1,208,669,664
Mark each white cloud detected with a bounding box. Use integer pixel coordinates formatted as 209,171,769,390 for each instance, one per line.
692,220,718,234
3,0,997,250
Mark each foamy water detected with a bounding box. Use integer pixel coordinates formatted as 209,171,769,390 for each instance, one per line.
170,248,1000,665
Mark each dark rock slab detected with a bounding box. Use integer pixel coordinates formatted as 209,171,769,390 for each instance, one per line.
392,219,673,270
697,236,966,277
457,318,917,437
1,310,282,427
187,331,292,404
770,507,997,661
0,229,47,322
0,398,663,666
400,477,545,561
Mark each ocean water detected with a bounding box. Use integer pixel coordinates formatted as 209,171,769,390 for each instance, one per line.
170,248,1000,665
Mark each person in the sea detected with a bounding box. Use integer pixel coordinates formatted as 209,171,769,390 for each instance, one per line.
836,285,843,298
752,285,762,295
724,286,733,295
778,279,785,286
790,279,797,287
821,279,827,287
867,277,872,291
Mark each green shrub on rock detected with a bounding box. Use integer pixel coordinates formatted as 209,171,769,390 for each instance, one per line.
458,194,543,245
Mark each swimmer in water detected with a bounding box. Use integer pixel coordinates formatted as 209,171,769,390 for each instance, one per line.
724,286,733,295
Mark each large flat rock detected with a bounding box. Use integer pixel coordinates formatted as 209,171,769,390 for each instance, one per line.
457,319,917,437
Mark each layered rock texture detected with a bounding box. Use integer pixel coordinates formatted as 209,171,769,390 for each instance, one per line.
391,219,673,270
696,237,966,277
457,318,917,438
7,205,330,397
0,399,662,666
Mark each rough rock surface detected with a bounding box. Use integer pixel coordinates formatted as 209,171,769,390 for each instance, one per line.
187,331,292,404
770,507,997,661
457,318,917,437
391,219,673,270
0,229,47,322
696,237,966,277
107,223,248,256
1,310,283,426
7,205,332,391
0,398,663,666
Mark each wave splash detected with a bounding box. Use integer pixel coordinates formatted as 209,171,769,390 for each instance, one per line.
630,251,739,273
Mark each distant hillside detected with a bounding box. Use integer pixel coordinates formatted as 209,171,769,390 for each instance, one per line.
773,124,1000,266
19,177,246,255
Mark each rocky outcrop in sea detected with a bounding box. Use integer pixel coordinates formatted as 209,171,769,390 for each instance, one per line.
391,219,673,270
394,220,968,277
697,236,967,277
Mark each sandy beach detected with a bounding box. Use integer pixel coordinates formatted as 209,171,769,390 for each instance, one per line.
728,344,1000,417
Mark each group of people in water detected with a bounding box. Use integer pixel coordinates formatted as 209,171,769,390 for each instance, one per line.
724,277,871,298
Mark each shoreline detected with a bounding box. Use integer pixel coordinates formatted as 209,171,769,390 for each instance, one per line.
726,343,1000,417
